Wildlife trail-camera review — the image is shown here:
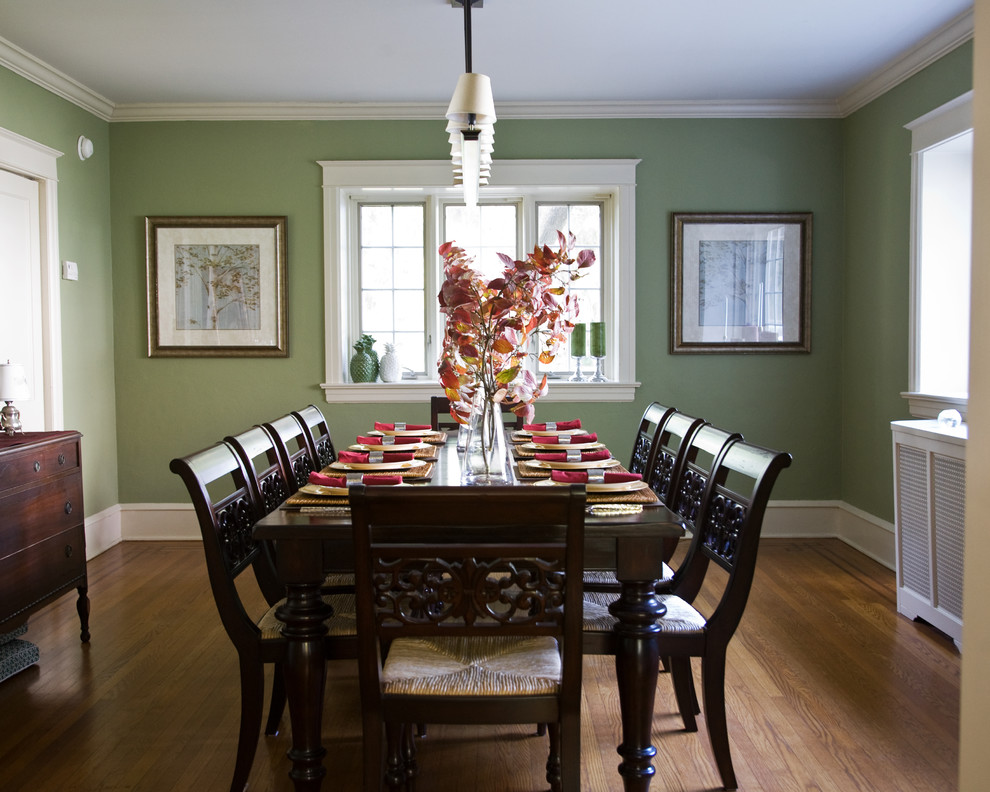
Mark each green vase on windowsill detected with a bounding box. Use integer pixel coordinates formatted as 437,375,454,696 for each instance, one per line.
349,334,379,383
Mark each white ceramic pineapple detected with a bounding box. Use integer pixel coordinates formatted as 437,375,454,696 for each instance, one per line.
379,342,401,382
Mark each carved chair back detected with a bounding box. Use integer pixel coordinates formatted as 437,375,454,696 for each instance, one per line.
668,423,743,526
629,401,677,475
262,413,318,492
671,438,791,614
646,412,707,503
349,484,586,791
169,442,267,649
292,404,338,468
430,395,525,431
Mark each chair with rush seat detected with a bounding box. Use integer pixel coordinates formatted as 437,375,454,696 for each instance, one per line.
169,442,357,792
583,438,791,790
292,403,339,468
349,484,586,792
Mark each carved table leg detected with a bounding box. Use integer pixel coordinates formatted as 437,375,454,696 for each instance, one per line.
610,538,666,792
277,581,331,791
76,583,90,643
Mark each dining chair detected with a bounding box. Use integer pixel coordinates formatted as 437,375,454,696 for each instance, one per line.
628,401,677,475
169,442,358,792
584,438,791,791
583,412,713,594
292,403,339,468
348,484,587,792
429,394,525,431
262,413,319,491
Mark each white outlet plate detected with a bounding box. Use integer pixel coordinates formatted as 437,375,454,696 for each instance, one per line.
62,260,79,281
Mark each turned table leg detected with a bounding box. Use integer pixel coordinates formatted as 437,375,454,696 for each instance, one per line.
610,537,666,792
277,580,331,791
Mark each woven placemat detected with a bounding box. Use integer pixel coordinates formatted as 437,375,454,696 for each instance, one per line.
284,492,349,508
515,460,625,479
321,462,435,481
588,486,659,505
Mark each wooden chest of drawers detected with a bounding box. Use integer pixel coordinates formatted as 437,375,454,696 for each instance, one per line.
0,431,89,642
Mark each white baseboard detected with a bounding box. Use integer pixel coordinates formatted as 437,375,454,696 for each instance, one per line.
111,500,896,569
84,503,122,560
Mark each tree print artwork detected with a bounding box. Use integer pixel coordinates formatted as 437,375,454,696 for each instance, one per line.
173,244,261,331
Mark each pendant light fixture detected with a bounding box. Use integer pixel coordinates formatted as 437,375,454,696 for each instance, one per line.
446,0,495,208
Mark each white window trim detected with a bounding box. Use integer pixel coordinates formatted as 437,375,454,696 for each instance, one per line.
319,159,641,403
903,91,972,419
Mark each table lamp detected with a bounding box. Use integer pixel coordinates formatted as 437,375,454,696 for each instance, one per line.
0,361,30,436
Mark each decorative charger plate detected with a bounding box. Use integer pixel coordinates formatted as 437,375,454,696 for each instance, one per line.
525,441,604,451
299,483,348,497
519,428,585,437
348,442,429,452
329,459,427,472
534,478,648,493
520,458,621,471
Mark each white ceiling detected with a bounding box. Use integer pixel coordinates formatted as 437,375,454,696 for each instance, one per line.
0,0,973,120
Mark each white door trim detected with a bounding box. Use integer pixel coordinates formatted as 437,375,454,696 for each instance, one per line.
0,127,64,429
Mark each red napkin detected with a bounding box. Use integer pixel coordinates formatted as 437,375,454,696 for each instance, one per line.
356,435,422,445
534,449,612,462
337,450,414,464
308,472,402,487
550,470,642,484
523,419,582,432
538,433,597,444
374,422,432,432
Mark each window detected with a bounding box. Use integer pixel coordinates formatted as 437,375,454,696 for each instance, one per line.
905,93,972,418
320,160,640,403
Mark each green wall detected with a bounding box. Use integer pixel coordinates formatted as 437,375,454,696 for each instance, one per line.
109,115,844,504
0,69,118,516
841,41,973,518
0,38,973,520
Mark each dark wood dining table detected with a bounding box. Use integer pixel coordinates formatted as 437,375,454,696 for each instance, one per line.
253,437,685,792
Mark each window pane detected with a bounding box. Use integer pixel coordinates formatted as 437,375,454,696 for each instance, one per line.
394,248,424,289
393,205,423,247
360,205,393,246
569,205,601,246
395,332,425,374
918,130,972,398
445,204,518,280
362,291,394,333
394,291,425,332
361,248,393,288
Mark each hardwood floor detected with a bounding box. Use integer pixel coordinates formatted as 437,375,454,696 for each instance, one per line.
0,539,959,791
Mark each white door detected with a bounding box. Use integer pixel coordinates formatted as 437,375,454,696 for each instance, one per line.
0,167,45,431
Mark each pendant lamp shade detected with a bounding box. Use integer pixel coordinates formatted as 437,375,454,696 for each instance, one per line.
446,73,496,126
446,0,495,206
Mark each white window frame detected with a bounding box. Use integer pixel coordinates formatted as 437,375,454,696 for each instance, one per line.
903,92,972,419
319,159,640,403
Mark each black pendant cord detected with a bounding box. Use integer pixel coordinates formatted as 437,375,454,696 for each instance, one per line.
463,0,473,73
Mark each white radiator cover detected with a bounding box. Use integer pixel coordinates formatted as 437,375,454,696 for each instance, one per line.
891,419,966,649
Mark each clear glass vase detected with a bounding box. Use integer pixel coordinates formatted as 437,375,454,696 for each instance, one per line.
460,394,511,485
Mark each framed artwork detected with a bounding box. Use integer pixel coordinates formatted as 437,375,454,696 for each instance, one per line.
671,212,812,353
146,216,288,357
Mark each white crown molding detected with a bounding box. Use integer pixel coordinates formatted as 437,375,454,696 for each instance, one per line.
0,35,114,121
0,10,974,124
109,98,843,122
838,8,974,117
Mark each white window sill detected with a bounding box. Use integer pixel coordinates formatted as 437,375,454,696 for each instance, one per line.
320,380,640,403
901,391,968,420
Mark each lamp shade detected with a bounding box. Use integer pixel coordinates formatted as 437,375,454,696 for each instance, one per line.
0,362,29,401
446,73,496,125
